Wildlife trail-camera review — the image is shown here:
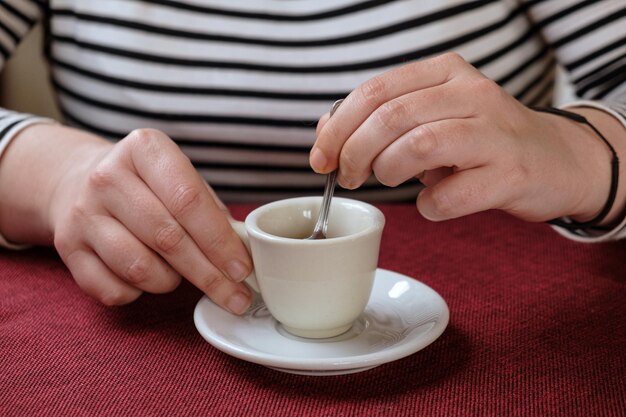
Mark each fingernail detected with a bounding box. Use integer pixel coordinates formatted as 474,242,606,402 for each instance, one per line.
227,292,251,315
419,208,437,221
310,147,327,173
417,194,441,222
226,260,249,282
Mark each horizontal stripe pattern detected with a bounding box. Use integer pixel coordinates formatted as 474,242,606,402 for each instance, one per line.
48,5,530,73
126,0,400,22
49,1,495,47
0,0,41,61
0,0,625,205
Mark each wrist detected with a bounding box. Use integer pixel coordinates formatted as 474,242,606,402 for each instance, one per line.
531,108,612,223
0,123,112,245
563,107,626,227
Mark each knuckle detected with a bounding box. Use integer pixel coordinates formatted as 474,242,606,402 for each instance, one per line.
439,51,466,66
125,128,165,147
375,99,409,131
53,215,84,256
408,125,439,160
88,165,117,190
125,257,151,284
339,150,359,175
169,184,201,218
68,203,90,223
202,231,230,256
153,223,185,254
358,76,386,105
199,272,225,297
56,204,90,243
470,78,501,97
124,128,172,157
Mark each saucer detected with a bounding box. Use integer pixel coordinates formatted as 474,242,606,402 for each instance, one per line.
194,268,449,376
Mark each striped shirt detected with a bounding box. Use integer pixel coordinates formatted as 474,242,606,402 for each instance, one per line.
1,0,626,241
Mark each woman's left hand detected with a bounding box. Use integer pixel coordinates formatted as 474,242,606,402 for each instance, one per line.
311,52,613,223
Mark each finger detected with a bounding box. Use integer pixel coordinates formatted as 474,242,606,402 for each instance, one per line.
205,182,232,219
123,129,252,283
311,52,477,173
83,215,182,294
315,112,330,137
417,167,510,221
90,162,252,314
335,81,476,189
64,248,143,306
420,167,454,187
371,119,493,187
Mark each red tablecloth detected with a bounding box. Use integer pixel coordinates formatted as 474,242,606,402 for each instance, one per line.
1,205,625,416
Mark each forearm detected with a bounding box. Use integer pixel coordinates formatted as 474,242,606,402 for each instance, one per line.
0,124,112,245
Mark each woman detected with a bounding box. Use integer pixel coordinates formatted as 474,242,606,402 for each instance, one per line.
0,0,624,313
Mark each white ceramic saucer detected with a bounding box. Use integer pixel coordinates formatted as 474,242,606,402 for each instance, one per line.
194,268,449,376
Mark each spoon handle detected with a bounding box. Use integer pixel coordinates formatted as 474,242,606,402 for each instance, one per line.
310,99,343,239
316,170,338,237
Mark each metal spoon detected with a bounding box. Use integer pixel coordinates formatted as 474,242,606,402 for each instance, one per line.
308,99,343,240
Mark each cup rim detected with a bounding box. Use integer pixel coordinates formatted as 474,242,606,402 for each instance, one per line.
244,196,385,244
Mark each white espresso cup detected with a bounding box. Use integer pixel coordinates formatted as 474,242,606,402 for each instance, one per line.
230,197,385,339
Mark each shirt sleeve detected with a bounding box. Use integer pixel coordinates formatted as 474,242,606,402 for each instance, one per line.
1,0,57,249
523,0,626,242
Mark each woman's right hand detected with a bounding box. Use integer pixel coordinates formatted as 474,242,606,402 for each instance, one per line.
2,125,253,313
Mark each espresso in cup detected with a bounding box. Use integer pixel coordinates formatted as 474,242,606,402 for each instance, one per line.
232,197,385,339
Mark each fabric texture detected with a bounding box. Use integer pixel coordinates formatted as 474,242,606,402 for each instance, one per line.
1,204,624,417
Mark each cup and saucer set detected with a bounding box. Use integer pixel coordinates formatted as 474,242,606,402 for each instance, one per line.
194,197,449,376
194,268,449,376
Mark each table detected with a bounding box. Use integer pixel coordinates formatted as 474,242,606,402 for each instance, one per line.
1,205,625,417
